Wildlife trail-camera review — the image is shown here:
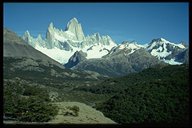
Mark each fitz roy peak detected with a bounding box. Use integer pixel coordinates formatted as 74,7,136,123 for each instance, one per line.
23,18,117,64
65,17,85,40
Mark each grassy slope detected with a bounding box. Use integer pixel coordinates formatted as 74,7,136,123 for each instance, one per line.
49,102,116,124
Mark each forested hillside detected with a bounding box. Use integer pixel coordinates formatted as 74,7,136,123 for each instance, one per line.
95,65,189,124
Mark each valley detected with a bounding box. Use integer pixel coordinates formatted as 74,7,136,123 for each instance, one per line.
3,61,189,124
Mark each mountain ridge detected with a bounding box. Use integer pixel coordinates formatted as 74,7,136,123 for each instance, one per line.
3,28,106,81
4,28,64,69
22,18,188,66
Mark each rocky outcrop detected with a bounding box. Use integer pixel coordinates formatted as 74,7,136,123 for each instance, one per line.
64,50,87,68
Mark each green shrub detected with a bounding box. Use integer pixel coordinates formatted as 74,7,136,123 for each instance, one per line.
16,96,58,122
4,79,58,122
66,106,80,117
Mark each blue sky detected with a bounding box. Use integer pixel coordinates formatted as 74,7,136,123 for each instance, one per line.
4,3,189,44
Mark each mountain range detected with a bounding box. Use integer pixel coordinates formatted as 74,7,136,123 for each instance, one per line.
7,17,187,77
23,18,188,66
23,18,116,64
3,28,104,81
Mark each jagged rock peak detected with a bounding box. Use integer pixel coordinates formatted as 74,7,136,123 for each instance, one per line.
65,17,85,40
180,41,188,47
23,30,32,42
95,32,100,36
121,40,137,45
24,30,31,37
106,35,111,39
149,38,185,49
48,22,54,29
95,33,101,40
37,34,42,40
118,41,143,50
159,38,167,42
70,17,78,23
66,17,80,31
151,38,169,43
121,41,130,44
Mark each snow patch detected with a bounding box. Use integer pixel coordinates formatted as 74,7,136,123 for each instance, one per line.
151,49,172,59
119,44,125,50
128,43,140,49
35,45,75,64
83,44,110,59
148,38,186,50
53,32,68,42
163,59,183,65
176,44,185,49
65,30,75,36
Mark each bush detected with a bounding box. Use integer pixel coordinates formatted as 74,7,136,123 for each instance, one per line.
4,79,58,122
16,96,58,122
66,106,80,117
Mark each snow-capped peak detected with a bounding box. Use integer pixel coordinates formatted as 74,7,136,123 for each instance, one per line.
106,41,143,56
95,33,101,41
48,22,54,30
25,30,30,36
23,18,118,64
23,30,32,42
37,34,42,39
65,17,85,41
151,38,168,42
148,38,185,50
66,17,79,31
159,38,168,42
118,41,143,50
147,38,187,63
68,17,78,25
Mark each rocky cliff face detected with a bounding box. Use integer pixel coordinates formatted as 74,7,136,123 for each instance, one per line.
175,48,189,64
64,50,87,68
